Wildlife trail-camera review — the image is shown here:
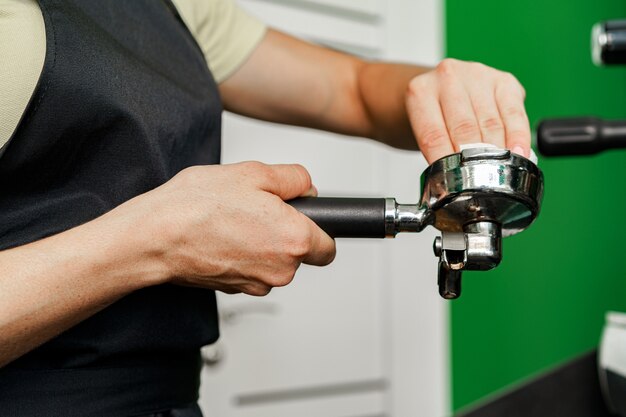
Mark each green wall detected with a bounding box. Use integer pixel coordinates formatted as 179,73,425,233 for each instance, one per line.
446,0,626,411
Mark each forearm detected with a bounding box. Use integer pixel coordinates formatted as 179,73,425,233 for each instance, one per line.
0,162,337,368
0,205,166,367
355,61,430,150
220,30,428,150
222,29,530,163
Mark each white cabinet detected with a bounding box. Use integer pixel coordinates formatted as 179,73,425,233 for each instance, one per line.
199,1,447,416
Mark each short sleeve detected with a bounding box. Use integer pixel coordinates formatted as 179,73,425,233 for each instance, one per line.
0,0,46,150
171,0,267,83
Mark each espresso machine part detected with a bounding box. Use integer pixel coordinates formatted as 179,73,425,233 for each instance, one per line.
537,117,626,156
289,146,544,299
536,19,626,157
593,19,626,66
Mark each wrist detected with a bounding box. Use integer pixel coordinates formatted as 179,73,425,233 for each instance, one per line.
87,203,173,290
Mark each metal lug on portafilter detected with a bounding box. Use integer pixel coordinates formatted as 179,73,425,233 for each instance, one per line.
437,263,463,300
433,232,467,299
433,222,503,299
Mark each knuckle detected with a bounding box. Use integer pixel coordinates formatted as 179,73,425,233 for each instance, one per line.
451,120,480,138
407,76,427,98
501,72,525,96
241,161,268,176
418,126,449,149
246,284,272,297
507,129,529,141
176,165,204,185
291,164,312,191
516,84,526,98
270,268,297,288
472,61,488,71
479,116,504,131
239,160,262,171
250,162,277,184
321,244,337,266
436,58,457,75
500,71,518,83
502,105,527,119
287,229,313,259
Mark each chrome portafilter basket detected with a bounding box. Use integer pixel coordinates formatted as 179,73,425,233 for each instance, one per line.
289,146,544,299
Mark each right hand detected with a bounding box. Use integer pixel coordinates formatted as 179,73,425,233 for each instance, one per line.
126,161,336,296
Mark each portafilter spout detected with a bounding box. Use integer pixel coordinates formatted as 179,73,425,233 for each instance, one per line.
288,146,544,299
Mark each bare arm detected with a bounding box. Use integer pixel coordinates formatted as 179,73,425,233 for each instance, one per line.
220,29,531,162
0,206,162,367
0,162,335,367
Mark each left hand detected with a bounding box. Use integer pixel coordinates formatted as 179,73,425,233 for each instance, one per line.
405,58,530,163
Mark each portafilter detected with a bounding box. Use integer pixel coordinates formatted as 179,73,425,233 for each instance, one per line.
289,146,544,299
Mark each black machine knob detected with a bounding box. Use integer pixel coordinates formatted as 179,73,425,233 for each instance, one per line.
593,19,626,66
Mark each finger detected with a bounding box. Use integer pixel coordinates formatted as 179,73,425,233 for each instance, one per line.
469,86,506,149
495,75,531,157
301,220,336,266
439,72,483,149
406,78,454,163
253,163,316,200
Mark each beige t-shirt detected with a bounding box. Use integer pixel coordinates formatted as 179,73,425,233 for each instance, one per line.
0,0,267,151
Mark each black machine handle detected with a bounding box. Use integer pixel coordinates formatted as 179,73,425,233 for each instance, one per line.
537,117,626,156
287,197,386,238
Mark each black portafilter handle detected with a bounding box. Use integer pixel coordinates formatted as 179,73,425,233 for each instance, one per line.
287,197,387,238
537,117,626,156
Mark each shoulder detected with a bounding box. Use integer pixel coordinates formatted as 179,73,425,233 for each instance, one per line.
171,0,267,83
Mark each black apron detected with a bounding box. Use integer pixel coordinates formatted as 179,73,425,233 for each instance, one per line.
0,0,221,415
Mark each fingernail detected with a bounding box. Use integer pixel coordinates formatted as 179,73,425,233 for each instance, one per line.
512,145,526,157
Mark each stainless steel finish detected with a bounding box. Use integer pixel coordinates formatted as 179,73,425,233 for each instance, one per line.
439,232,467,270
383,199,434,237
393,202,433,234
422,148,541,298
434,221,503,298
460,146,510,162
376,146,542,298
384,197,397,237
591,20,626,66
419,148,543,237
593,22,607,66
463,221,502,271
438,264,462,300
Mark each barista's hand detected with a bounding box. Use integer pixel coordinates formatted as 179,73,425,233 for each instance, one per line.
0,162,334,367
135,161,336,296
406,58,530,163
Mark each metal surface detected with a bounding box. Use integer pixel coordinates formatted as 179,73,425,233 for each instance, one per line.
592,20,626,66
292,146,543,299
423,147,541,298
593,21,609,66
387,146,542,298
419,147,542,237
